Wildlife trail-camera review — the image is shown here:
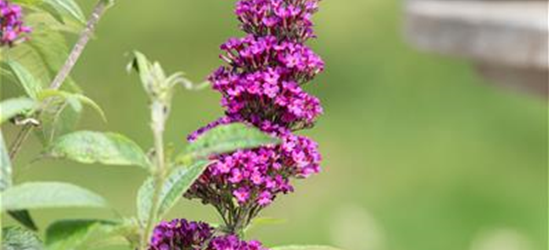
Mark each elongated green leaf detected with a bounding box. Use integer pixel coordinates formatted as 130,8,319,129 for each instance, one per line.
1,226,44,250
128,51,153,92
0,67,16,82
0,133,37,231
137,160,210,223
6,44,49,85
4,61,43,99
157,161,210,217
179,123,279,163
0,97,38,125
44,0,86,23
136,177,154,225
8,210,39,231
1,182,108,211
38,89,107,122
45,220,121,250
26,12,81,34
272,246,343,250
45,131,150,169
25,23,78,86
0,131,12,191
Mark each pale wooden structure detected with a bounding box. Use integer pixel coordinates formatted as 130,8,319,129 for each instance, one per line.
405,0,548,97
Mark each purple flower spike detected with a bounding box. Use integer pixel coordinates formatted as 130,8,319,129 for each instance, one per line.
186,0,324,233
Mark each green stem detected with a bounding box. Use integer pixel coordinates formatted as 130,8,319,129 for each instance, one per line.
140,101,168,250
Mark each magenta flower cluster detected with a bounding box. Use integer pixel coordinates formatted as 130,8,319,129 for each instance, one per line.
236,0,320,42
149,219,213,250
211,35,324,130
209,235,267,250
149,219,267,250
184,0,324,233
0,0,31,47
187,123,321,208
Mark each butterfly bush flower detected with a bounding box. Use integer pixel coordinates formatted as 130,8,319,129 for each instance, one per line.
186,0,324,233
149,219,268,250
0,0,31,47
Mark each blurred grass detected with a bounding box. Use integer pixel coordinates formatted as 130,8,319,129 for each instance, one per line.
1,0,547,250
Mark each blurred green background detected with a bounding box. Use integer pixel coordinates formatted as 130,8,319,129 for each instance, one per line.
2,0,547,250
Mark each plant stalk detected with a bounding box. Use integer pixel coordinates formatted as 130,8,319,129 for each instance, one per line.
8,0,110,160
140,101,169,250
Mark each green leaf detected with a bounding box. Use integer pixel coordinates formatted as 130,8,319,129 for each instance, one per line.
10,0,44,7
0,67,16,82
5,14,78,89
0,133,38,231
37,89,107,122
272,246,343,250
26,12,82,34
45,220,122,250
156,161,210,217
8,210,39,231
0,97,38,125
178,123,280,163
6,44,49,86
1,226,44,250
35,98,80,145
45,131,150,169
1,182,108,211
128,51,153,92
128,51,151,81
137,160,210,223
4,61,43,99
0,131,13,191
44,0,86,23
25,20,78,82
136,178,154,225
